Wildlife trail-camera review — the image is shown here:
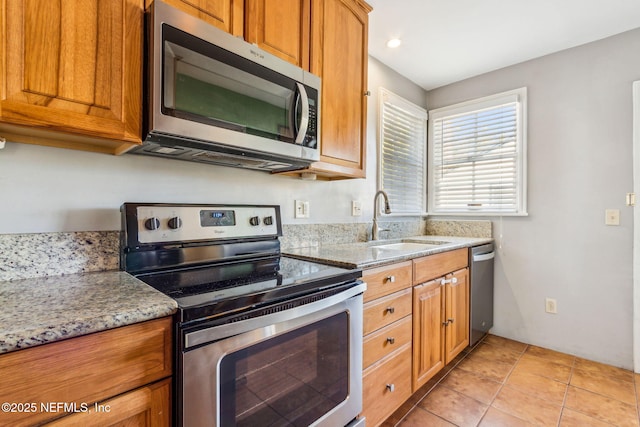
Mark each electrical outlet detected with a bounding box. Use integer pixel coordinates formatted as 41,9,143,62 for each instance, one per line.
294,200,310,219
545,297,557,314
605,209,620,226
352,200,362,216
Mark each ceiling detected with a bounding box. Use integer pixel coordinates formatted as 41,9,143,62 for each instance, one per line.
367,0,640,90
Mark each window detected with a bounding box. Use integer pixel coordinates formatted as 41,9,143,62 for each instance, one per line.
379,88,428,214
428,88,527,215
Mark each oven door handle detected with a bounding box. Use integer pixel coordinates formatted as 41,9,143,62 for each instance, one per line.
184,281,366,349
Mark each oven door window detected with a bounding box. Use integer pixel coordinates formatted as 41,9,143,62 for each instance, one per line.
219,312,349,426
162,24,300,144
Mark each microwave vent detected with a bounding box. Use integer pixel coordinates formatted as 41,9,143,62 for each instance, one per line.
192,151,291,170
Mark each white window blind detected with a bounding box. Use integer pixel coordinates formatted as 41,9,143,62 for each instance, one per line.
379,88,427,214
428,88,527,215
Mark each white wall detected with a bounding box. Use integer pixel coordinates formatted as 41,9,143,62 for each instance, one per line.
0,57,425,234
427,28,640,369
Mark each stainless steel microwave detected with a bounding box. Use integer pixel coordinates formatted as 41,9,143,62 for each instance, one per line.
129,0,321,172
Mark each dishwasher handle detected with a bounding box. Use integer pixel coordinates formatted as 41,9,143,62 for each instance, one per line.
473,251,495,262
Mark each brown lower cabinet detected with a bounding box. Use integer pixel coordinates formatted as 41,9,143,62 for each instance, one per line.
362,344,412,426
0,317,173,426
413,267,469,391
360,248,470,427
361,261,413,426
45,379,171,427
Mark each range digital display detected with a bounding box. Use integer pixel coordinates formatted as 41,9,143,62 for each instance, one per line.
200,210,236,227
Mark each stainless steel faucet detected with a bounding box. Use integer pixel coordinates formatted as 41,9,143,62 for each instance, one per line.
372,190,392,240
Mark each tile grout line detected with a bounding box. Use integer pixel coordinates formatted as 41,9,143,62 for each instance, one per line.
565,361,639,424
392,336,638,427
556,355,576,427
391,336,487,426
472,341,530,426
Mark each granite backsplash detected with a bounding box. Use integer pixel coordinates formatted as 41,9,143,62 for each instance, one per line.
0,219,491,281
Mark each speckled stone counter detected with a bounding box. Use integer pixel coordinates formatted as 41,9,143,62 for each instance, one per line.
0,231,119,282
284,235,493,269
0,271,177,354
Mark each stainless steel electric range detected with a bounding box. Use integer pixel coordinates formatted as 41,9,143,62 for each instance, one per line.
120,203,365,427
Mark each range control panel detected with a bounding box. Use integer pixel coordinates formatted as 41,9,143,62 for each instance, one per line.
125,204,281,244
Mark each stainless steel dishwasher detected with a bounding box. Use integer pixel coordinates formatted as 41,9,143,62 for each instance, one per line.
469,243,495,346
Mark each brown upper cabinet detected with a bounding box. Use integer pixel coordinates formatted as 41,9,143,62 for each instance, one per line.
0,0,143,154
151,0,244,36
245,0,311,70
0,0,371,179
283,0,372,179
153,0,310,69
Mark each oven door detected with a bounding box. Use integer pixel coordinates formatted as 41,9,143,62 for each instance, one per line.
181,284,364,427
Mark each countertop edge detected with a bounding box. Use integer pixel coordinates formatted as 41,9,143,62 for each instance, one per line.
0,271,178,355
283,236,494,269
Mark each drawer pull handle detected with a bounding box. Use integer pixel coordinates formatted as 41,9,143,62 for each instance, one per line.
386,306,395,314
448,318,455,324
386,337,395,344
386,383,395,392
385,275,396,283
441,277,458,285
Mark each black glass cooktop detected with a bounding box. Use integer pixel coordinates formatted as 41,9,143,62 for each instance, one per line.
134,256,362,323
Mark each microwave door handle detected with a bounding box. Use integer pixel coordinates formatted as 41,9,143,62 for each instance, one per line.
294,82,310,145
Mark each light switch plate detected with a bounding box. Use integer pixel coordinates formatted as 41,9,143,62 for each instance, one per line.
605,209,620,226
352,200,362,216
295,200,310,219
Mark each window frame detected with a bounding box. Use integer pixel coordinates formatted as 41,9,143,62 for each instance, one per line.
377,87,428,216
427,87,528,216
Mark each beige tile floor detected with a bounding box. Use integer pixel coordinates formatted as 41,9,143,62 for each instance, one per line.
382,334,640,427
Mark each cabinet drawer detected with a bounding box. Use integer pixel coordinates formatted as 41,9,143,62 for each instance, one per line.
363,315,412,369
363,261,412,303
413,248,468,284
362,344,412,427
46,378,171,426
0,317,173,426
363,288,412,335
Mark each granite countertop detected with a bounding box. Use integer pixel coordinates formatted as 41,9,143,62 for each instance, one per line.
0,271,177,354
284,235,493,269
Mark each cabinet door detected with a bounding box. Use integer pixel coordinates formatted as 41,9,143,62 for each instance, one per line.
46,379,171,427
308,0,371,178
444,268,470,364
155,0,243,36
0,0,142,150
0,317,172,426
245,0,310,69
412,279,445,391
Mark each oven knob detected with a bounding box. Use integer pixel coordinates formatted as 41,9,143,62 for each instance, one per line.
263,216,273,226
249,216,260,226
144,217,160,230
168,217,182,230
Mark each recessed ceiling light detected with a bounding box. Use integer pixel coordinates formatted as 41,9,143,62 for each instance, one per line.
386,38,402,48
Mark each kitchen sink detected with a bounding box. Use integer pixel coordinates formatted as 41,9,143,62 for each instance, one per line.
401,238,451,246
370,242,437,252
